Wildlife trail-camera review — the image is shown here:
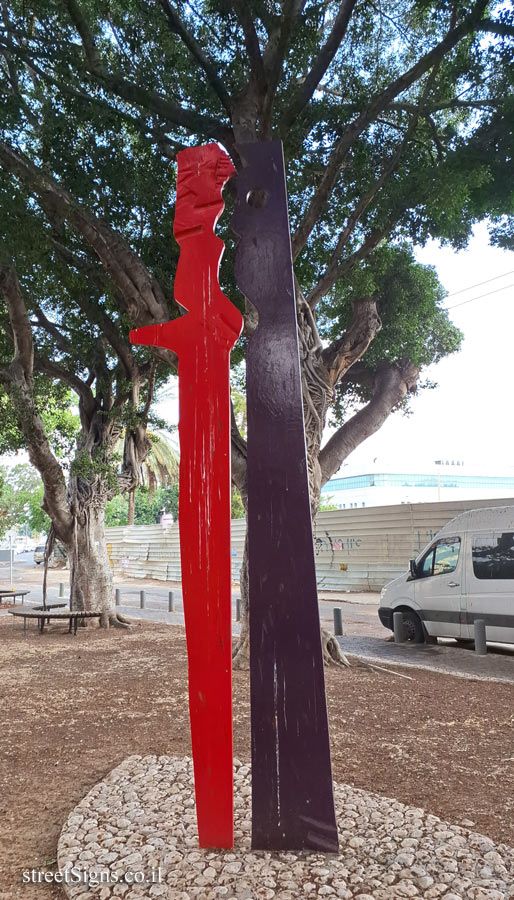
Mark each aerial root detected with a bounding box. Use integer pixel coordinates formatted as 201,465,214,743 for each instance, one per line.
108,612,133,628
321,628,351,667
231,633,250,670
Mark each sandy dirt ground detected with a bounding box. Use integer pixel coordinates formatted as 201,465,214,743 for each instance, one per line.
1,617,513,898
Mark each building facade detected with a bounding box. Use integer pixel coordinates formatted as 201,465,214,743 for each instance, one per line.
321,470,514,509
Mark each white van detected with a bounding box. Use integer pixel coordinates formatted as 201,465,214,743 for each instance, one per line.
378,506,514,644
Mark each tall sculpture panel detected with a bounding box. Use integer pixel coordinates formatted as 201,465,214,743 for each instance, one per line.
131,140,338,854
232,141,339,852
130,143,242,849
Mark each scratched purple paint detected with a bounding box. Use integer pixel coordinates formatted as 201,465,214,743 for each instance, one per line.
232,141,339,853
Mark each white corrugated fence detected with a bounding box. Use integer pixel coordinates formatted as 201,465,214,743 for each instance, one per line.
105,495,514,592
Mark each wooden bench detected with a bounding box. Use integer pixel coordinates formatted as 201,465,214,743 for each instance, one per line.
9,607,102,634
0,589,30,606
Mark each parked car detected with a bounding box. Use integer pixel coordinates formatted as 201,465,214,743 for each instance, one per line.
378,505,514,645
34,542,68,568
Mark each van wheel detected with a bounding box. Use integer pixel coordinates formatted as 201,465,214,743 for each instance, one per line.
402,610,425,643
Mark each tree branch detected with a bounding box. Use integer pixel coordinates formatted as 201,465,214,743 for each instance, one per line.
0,34,190,158
280,0,358,131
308,228,386,307
0,265,72,534
321,297,382,386
157,0,231,111
0,141,171,327
0,265,33,370
319,360,419,485
475,19,514,38
63,0,231,144
33,353,96,419
64,0,101,68
309,131,417,304
308,67,439,303
142,361,158,418
230,0,266,92
259,0,306,138
49,239,141,381
291,0,489,258
32,305,75,356
230,399,248,504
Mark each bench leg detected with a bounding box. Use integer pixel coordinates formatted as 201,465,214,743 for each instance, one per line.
74,616,78,636
68,617,72,633
39,616,45,634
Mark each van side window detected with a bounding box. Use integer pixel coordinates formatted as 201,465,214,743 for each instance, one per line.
420,547,435,577
472,532,514,580
419,538,460,578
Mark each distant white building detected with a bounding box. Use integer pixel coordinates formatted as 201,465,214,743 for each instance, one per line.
321,459,514,509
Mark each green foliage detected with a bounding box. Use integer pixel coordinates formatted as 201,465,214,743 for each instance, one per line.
0,384,79,458
70,448,121,492
104,493,128,527
325,243,462,369
319,495,339,511
231,489,245,519
105,484,179,527
0,463,50,537
105,482,245,525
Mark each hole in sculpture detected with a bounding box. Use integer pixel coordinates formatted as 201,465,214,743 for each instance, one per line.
246,188,269,208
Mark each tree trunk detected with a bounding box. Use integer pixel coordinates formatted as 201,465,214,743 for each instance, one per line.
231,294,399,670
232,528,249,668
232,301,333,669
67,503,115,626
127,489,135,525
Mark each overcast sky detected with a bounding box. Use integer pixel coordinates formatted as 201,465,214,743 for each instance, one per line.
340,222,514,475
153,221,514,477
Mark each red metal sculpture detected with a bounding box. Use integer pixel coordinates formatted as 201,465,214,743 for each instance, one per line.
130,143,242,849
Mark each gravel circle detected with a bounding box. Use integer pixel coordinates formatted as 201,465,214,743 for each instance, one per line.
57,755,514,900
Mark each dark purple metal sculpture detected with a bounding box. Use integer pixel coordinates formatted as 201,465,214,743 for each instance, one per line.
232,141,339,853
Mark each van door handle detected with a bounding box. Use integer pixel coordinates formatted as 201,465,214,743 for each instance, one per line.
447,581,460,587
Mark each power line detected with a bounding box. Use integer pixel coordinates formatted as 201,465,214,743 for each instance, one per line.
447,281,514,310
445,268,514,298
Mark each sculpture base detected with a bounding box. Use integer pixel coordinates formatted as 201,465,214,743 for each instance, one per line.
57,755,514,899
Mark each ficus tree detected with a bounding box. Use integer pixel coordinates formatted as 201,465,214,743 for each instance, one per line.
0,1,513,651
0,246,169,623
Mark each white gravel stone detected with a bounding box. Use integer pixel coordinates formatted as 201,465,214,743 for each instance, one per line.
57,755,514,900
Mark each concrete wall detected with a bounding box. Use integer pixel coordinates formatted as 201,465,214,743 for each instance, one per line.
105,496,514,592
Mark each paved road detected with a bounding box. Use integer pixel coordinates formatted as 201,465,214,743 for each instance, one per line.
3,560,514,682
337,634,514,683
1,560,383,636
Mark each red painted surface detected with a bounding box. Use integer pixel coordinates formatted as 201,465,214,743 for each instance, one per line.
130,143,242,849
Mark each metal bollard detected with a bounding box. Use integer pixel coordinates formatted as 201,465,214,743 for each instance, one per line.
333,607,343,636
474,618,487,655
140,590,146,609
59,582,65,598
236,596,241,622
168,591,174,613
393,611,406,643
115,589,121,607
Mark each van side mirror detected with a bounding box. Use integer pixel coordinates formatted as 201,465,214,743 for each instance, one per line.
409,558,418,578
